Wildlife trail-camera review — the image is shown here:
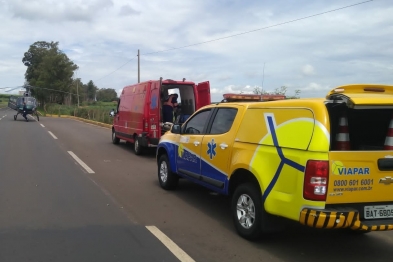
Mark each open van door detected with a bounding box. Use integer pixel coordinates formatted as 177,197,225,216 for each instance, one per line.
326,84,393,206
195,81,211,109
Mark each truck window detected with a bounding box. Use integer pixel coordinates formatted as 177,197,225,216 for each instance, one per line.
183,109,212,135
210,108,238,134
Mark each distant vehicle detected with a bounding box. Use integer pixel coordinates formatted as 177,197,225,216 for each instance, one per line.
110,78,211,155
8,95,39,121
157,85,393,240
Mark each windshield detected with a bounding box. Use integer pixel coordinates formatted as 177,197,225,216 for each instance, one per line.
18,97,36,106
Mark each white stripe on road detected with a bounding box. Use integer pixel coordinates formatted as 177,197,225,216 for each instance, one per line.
48,131,58,139
146,226,195,262
67,151,95,174
40,124,45,127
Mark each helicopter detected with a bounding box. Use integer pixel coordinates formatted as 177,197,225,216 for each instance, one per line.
5,85,40,121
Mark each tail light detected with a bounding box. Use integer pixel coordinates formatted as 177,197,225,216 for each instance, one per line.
143,118,148,131
303,160,329,201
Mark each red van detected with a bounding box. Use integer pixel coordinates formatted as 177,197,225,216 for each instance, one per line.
111,78,211,155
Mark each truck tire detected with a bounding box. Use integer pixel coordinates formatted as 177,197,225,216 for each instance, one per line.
112,129,120,144
134,137,143,155
158,154,179,190
232,183,264,240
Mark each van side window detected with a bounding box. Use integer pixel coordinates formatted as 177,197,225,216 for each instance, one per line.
183,109,212,134
210,108,238,134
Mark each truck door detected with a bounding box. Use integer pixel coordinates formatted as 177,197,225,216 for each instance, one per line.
200,107,239,192
195,81,211,110
176,109,213,179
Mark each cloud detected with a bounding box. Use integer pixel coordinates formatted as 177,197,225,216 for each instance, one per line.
119,5,140,16
302,64,315,76
4,0,114,22
1,0,393,102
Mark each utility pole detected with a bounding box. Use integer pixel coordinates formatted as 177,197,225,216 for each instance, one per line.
262,62,266,90
138,49,140,83
77,79,80,107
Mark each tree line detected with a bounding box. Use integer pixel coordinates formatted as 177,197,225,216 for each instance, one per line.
253,86,301,99
22,41,118,106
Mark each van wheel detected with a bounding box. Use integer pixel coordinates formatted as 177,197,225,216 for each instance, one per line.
134,137,143,155
232,183,263,240
158,154,178,190
112,129,120,144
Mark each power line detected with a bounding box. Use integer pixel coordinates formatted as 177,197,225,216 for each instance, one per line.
92,0,374,83
142,0,374,56
28,85,80,96
94,55,137,83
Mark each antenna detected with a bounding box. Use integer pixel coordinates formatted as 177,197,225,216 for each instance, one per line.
261,62,266,89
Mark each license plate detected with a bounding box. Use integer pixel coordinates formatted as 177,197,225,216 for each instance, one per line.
151,125,156,130
364,205,393,219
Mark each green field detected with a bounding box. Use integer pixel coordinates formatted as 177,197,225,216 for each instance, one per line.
40,101,117,124
0,94,10,107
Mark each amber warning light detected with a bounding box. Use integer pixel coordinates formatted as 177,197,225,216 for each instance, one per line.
223,93,286,102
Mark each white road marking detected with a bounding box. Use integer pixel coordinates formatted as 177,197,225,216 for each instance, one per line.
67,151,95,174
146,226,195,262
48,131,58,139
40,124,45,127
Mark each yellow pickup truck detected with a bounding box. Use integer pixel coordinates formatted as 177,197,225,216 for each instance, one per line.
157,84,393,240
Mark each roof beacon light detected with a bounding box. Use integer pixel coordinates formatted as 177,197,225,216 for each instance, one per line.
223,93,286,102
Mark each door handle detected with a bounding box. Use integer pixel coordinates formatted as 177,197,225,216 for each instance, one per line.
220,143,228,149
194,141,200,146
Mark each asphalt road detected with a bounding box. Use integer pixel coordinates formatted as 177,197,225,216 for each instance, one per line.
2,106,393,262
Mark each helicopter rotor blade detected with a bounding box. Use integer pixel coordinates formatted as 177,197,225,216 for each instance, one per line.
0,86,23,91
4,86,25,92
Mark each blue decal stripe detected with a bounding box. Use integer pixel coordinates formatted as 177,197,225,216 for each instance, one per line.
283,158,305,172
267,117,279,147
262,161,284,203
262,115,306,203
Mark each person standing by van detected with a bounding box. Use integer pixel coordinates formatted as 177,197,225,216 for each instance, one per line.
163,94,178,123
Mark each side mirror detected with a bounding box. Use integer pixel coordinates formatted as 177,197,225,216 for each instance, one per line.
171,124,181,134
109,109,116,117
162,122,173,132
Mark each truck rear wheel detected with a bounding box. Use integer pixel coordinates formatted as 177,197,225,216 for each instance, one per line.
232,183,264,240
158,154,178,190
112,129,120,144
134,137,143,155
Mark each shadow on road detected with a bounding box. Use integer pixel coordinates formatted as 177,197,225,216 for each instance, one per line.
113,141,157,159
160,179,393,262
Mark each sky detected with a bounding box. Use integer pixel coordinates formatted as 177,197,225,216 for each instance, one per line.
0,0,392,102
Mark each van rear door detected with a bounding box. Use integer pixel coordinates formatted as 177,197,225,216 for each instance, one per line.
195,81,211,109
326,85,393,207
148,82,160,141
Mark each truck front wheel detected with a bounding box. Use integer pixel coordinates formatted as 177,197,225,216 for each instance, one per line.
158,154,178,190
232,183,264,240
